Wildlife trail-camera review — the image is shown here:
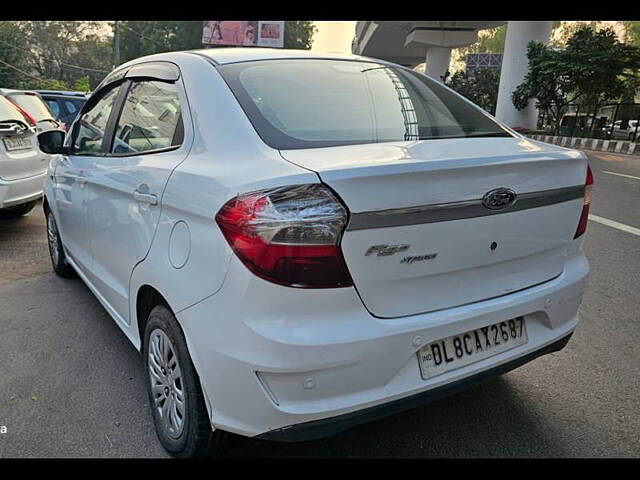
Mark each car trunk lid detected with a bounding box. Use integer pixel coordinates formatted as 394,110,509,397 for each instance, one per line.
280,137,587,318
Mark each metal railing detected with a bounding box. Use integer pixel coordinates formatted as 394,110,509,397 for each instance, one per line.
536,103,640,142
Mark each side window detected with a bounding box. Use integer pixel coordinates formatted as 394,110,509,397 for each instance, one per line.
64,100,78,116
73,84,121,155
111,80,183,155
46,100,61,118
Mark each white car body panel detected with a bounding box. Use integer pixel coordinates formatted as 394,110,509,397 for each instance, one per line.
281,139,587,317
43,49,591,440
0,127,47,209
51,154,94,272
178,243,587,436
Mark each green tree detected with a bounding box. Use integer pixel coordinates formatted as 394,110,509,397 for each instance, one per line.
20,22,111,87
447,68,501,114
118,21,203,64
513,25,640,134
622,21,640,46
73,75,91,92
284,21,317,50
565,26,639,105
550,21,600,47
0,21,32,88
0,21,111,89
35,77,70,90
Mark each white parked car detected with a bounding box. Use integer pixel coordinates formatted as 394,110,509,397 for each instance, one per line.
39,49,591,457
0,95,49,218
609,119,639,141
0,89,62,133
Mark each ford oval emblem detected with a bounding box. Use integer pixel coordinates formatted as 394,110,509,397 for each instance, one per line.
482,188,517,210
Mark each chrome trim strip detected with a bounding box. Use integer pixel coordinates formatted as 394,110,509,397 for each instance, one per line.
347,185,585,231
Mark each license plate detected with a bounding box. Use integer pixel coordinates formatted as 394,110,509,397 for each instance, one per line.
418,317,528,380
3,136,32,152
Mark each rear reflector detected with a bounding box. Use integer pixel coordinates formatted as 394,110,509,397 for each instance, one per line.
574,164,593,239
215,184,353,288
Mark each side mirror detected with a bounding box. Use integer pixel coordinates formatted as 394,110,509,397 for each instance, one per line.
38,130,67,155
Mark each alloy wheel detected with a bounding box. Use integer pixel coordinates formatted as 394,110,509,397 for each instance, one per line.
148,328,186,439
47,212,60,266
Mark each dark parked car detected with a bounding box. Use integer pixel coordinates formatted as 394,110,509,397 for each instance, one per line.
36,90,88,129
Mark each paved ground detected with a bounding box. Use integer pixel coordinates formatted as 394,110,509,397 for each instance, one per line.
0,150,639,458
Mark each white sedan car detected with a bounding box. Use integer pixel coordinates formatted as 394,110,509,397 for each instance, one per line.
38,49,591,457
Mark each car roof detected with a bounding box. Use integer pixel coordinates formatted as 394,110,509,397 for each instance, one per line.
186,47,388,66
36,90,88,97
0,88,40,96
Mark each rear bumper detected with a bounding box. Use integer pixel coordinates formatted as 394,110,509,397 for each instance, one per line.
0,172,46,209
177,247,588,439
257,332,572,441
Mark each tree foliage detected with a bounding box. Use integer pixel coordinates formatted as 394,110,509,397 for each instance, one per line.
446,68,501,114
513,25,640,134
283,21,317,50
118,21,204,64
0,21,316,91
0,21,32,87
73,75,91,92
622,21,640,46
550,21,600,47
0,21,112,90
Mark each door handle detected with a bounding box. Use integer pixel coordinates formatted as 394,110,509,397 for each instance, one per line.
133,190,158,205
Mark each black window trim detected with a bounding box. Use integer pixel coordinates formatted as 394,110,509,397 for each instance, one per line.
69,80,126,157
70,60,185,158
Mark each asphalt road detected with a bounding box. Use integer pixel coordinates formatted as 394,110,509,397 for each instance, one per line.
0,150,639,458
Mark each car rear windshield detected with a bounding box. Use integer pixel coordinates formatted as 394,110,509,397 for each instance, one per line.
218,59,512,150
0,96,26,123
8,93,54,121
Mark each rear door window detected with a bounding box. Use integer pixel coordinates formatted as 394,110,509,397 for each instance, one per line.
45,99,62,119
64,100,80,117
110,80,183,155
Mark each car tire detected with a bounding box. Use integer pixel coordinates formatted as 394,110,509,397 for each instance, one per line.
0,201,36,219
143,305,230,458
46,210,75,278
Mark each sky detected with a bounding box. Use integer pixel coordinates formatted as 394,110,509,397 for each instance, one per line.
311,21,357,54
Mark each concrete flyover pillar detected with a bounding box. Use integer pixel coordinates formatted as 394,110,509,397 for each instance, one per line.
425,46,452,82
404,25,480,83
495,21,553,130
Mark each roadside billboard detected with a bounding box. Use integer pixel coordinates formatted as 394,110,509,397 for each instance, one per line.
465,53,503,76
202,21,285,48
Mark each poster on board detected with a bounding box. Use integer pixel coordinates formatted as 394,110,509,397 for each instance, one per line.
202,21,285,48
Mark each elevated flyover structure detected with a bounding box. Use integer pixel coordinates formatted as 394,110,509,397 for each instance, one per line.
352,21,553,130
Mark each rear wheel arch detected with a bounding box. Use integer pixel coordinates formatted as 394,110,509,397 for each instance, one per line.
136,285,229,456
136,284,172,347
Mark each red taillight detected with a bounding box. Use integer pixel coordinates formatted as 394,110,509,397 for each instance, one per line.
6,98,36,127
215,184,353,288
574,164,593,239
